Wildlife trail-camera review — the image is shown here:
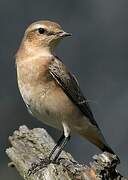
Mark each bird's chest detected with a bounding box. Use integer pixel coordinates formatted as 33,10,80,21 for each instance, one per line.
17,74,58,123
16,59,77,129
16,59,54,114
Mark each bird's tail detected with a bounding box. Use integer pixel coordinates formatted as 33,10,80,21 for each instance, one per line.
102,143,115,154
79,126,120,162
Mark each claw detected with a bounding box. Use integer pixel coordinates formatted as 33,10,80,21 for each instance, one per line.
28,158,51,176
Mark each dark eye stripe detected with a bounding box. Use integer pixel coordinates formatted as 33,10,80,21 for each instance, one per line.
37,28,61,36
46,31,57,36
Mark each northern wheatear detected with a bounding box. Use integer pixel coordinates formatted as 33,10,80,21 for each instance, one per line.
15,20,119,171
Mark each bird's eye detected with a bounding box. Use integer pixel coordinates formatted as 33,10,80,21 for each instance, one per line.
38,28,45,34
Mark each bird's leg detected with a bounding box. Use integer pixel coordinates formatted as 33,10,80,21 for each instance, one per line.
28,133,65,175
51,134,71,163
48,133,65,159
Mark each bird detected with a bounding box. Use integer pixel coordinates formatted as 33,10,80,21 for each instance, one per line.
15,20,119,171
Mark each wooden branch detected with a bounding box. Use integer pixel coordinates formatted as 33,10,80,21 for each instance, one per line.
6,125,126,180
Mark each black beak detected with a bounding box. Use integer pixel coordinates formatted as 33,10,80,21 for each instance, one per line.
59,31,72,37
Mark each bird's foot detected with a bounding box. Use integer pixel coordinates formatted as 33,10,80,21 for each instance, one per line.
28,157,51,176
28,157,60,175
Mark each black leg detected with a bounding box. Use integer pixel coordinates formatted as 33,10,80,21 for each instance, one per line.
52,134,71,162
28,133,65,175
48,133,65,159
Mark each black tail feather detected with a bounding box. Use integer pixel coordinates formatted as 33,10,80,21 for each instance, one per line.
102,144,115,154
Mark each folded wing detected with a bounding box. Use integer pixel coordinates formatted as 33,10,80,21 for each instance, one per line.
49,57,99,128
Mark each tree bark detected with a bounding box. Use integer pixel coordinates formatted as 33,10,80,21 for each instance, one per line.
6,125,127,180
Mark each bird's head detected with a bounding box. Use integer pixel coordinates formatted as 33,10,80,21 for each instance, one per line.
23,20,71,52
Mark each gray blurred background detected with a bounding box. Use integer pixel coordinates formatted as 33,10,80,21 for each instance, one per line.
0,0,128,179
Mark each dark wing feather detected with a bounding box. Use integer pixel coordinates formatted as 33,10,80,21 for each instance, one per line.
49,57,99,128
